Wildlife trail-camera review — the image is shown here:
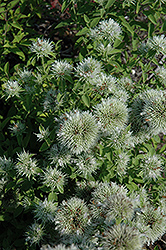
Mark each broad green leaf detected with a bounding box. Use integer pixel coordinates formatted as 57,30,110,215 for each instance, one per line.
119,16,134,35
76,27,89,36
84,14,90,23
4,61,9,76
48,192,58,202
90,17,101,28
54,22,69,29
11,21,23,30
105,0,116,9
57,184,64,194
82,94,90,107
39,142,50,152
7,0,20,10
148,14,157,25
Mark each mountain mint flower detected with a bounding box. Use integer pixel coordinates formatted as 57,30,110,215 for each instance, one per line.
135,204,166,245
51,60,73,79
75,57,102,83
147,35,166,55
89,18,122,44
17,68,34,83
72,152,98,178
42,167,66,192
93,98,128,136
130,89,166,137
25,222,44,245
30,38,54,58
9,121,26,136
34,198,57,224
3,80,22,99
35,125,50,142
91,182,129,219
43,89,63,112
155,66,166,86
101,224,143,250
55,197,90,235
41,244,79,250
114,151,130,176
48,144,72,167
15,150,38,179
57,110,99,155
140,153,163,181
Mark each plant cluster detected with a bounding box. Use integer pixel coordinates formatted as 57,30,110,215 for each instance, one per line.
0,0,166,250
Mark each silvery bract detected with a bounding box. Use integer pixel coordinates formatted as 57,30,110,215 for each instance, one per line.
34,198,57,224
57,110,99,155
51,60,73,79
147,35,166,55
89,18,122,44
3,80,22,99
93,97,128,136
101,224,142,250
55,197,90,235
74,57,102,83
25,222,44,245
130,89,166,138
15,150,38,179
30,38,54,58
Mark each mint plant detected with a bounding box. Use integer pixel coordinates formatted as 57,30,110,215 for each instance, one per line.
0,0,166,249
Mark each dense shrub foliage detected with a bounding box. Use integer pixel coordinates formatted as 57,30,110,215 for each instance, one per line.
0,0,166,249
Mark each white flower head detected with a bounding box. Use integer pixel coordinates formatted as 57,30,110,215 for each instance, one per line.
101,224,143,250
9,121,26,136
34,199,57,224
42,167,66,192
147,35,166,55
89,18,122,44
140,153,163,181
93,97,128,136
25,222,44,245
17,68,33,83
3,80,22,99
55,197,90,235
47,144,72,167
72,152,98,178
57,110,99,155
35,125,50,142
15,150,38,179
75,57,102,83
130,89,166,137
30,38,54,58
51,60,73,79
155,66,166,86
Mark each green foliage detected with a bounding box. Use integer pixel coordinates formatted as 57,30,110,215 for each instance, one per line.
0,0,166,249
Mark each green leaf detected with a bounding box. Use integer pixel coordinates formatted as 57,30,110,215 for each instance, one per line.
39,142,50,152
148,14,157,24
158,144,166,154
7,0,20,10
119,16,134,35
90,17,101,28
48,192,58,202
54,22,69,29
82,94,90,107
105,0,116,9
4,62,9,76
11,21,23,30
57,184,64,193
84,14,90,23
76,27,89,36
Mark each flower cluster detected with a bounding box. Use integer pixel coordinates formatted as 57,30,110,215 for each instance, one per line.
30,38,54,58
15,150,38,179
51,60,73,80
93,97,128,136
57,110,99,155
54,197,90,235
130,89,166,140
3,80,22,99
147,35,166,55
